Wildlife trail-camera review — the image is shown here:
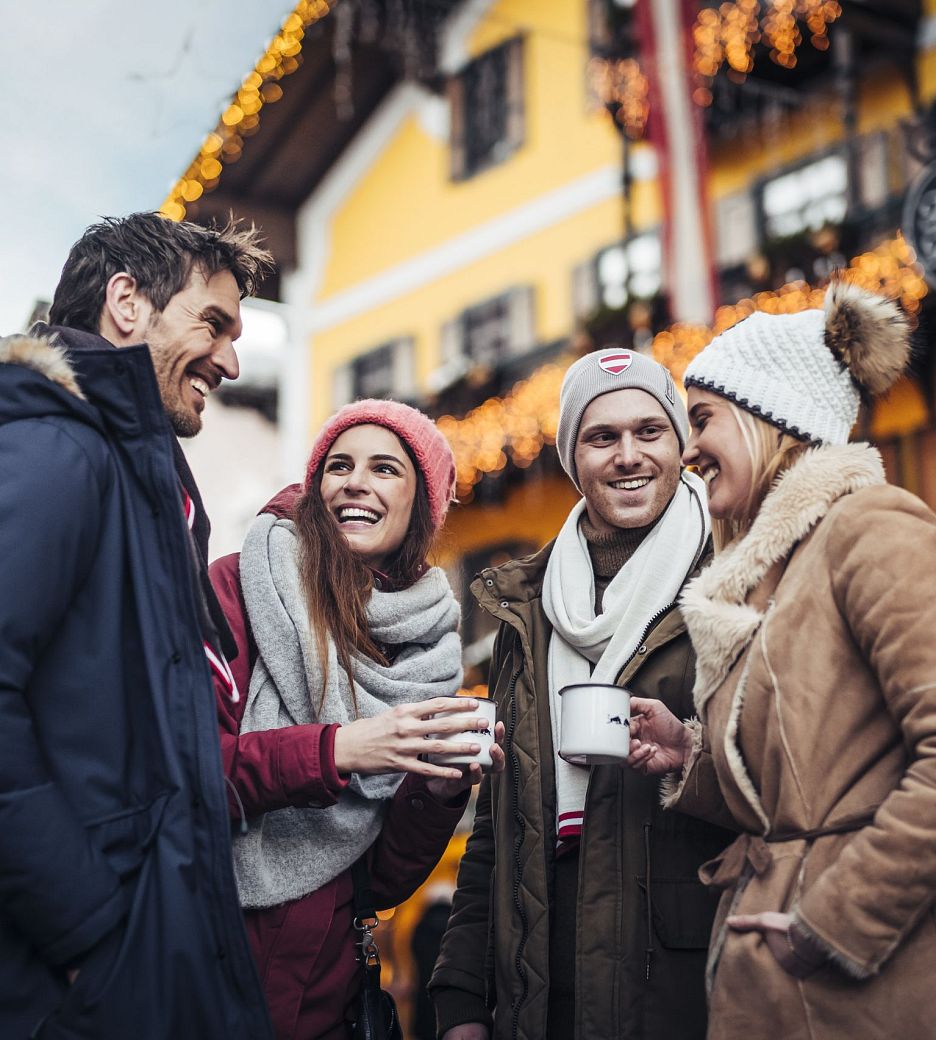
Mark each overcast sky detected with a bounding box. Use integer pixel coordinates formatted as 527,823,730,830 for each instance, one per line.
0,1,292,333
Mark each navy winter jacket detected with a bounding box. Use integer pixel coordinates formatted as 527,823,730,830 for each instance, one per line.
0,329,272,1039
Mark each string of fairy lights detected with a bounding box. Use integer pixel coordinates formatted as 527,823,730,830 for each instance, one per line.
164,0,847,216
160,0,334,222
586,56,650,139
443,234,928,503
694,0,841,80
157,1,926,504
589,0,843,120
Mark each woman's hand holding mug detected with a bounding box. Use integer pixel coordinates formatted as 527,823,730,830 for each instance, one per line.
333,696,497,782
426,720,506,802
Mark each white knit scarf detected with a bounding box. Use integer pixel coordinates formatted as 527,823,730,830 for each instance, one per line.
542,473,709,846
232,513,463,909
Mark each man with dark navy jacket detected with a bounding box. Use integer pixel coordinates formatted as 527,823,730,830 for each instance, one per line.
0,213,275,1038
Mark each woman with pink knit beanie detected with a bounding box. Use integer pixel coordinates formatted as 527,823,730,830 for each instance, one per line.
209,399,504,1040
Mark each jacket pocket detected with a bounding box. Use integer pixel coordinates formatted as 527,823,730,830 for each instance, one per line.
39,796,175,1036
639,876,719,950
83,790,172,879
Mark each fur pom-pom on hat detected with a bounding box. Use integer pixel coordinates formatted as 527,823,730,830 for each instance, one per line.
824,280,911,397
684,283,911,446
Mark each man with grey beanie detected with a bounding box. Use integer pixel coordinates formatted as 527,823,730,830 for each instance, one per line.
430,349,733,1040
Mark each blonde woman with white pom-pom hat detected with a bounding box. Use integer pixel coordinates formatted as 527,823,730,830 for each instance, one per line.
625,282,936,1039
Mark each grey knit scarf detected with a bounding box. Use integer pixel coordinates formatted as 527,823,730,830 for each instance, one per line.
232,513,463,909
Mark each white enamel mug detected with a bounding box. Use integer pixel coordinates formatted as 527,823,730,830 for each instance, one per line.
426,695,497,771
558,682,631,766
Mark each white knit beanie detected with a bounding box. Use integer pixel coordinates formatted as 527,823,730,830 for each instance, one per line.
684,282,911,445
556,348,689,492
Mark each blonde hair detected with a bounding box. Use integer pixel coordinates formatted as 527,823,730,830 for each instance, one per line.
710,403,813,552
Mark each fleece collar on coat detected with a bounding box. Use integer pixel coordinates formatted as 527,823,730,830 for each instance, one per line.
683,442,885,713
680,443,885,833
0,333,85,400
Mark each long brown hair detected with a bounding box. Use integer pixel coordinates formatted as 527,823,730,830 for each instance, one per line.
711,403,813,552
294,434,435,711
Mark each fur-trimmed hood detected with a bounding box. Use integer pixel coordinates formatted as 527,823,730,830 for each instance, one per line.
0,324,162,443
0,329,107,437
682,442,886,711
0,333,85,400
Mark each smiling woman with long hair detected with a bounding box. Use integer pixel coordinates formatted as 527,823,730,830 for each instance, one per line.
627,283,936,1039
210,399,504,1040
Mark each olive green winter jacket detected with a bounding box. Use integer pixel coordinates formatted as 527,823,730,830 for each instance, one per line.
430,540,732,1040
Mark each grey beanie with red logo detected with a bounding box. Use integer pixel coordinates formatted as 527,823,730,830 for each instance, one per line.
555,348,689,492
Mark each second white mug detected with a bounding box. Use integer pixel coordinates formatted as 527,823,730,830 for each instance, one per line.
559,682,631,766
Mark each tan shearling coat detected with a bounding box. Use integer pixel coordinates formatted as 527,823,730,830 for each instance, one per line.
666,442,936,1040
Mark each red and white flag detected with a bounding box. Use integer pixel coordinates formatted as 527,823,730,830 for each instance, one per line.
635,0,716,324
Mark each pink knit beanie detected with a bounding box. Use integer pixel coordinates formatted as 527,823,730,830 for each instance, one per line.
304,399,457,530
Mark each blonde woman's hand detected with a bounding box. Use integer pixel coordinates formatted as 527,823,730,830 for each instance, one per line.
333,697,491,780
627,696,695,775
426,721,507,802
727,911,827,979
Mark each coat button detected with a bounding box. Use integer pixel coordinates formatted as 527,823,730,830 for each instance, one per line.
637,645,647,655
170,651,182,664
411,797,425,811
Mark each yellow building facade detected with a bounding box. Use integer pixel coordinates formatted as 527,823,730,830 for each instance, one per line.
289,0,657,569
281,0,936,590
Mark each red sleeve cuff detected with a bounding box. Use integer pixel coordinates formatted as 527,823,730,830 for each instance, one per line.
274,723,349,808
319,723,349,799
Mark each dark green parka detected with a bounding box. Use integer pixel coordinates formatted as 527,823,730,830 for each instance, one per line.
430,541,732,1040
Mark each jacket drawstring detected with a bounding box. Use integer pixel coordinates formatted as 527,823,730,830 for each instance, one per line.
225,776,249,835
643,822,655,982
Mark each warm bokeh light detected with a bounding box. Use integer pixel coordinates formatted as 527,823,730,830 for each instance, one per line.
653,233,925,380
438,362,570,500
692,0,842,92
587,56,650,139
160,0,333,221
440,236,926,492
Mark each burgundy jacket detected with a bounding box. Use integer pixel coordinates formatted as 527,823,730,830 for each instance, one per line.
211,487,466,1040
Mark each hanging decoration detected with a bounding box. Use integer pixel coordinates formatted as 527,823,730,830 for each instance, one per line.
693,0,843,97
587,56,651,140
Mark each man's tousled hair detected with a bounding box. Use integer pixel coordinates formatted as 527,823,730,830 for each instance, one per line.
49,212,275,331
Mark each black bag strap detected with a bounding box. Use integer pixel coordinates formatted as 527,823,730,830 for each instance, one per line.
351,855,382,973
351,855,378,922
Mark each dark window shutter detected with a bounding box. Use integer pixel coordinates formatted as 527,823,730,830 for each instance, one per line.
506,37,525,153
332,362,353,409
448,75,466,181
391,337,416,399
506,285,535,357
